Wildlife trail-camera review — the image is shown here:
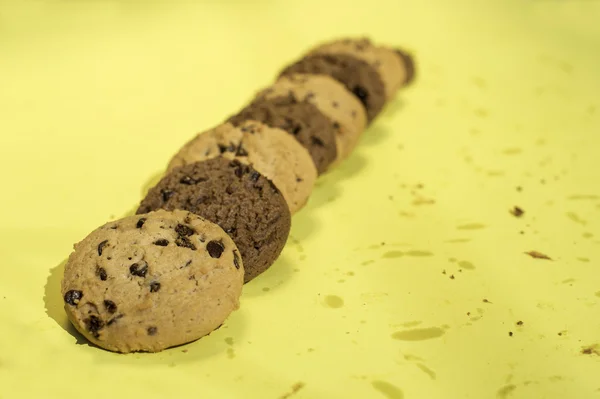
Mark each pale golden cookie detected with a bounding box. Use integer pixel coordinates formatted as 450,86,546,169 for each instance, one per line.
310,38,410,100
257,74,367,163
167,121,317,214
61,209,244,353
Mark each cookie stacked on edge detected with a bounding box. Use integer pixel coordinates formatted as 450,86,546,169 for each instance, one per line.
61,37,415,353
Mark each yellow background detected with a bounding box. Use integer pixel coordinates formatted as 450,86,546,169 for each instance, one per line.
1,0,599,398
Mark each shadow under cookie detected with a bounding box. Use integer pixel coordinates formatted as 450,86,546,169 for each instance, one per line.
44,258,96,348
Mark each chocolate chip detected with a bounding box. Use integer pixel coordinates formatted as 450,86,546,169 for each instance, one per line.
352,86,369,106
154,239,169,246
97,240,108,256
85,315,104,338
106,314,123,326
161,189,174,202
130,261,148,277
233,250,241,269
235,144,248,157
206,240,225,258
250,171,260,182
103,300,117,313
150,282,161,292
64,290,83,306
175,236,197,250
175,224,195,237
180,175,196,185
96,266,107,281
136,218,147,228
147,326,158,336
218,144,228,154
109,225,118,230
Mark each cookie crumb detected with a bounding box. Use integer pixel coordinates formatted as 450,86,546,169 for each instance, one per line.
525,251,552,260
510,206,524,217
516,320,523,326
509,331,513,337
483,299,491,303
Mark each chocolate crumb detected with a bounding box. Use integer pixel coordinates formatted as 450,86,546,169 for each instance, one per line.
233,250,241,269
516,321,523,326
154,239,169,246
207,240,225,258
64,290,83,306
176,236,197,250
130,261,148,277
103,300,117,313
150,282,161,293
175,224,196,237
85,315,104,338
525,251,552,260
96,266,108,281
509,331,513,337
97,240,108,256
510,206,524,217
136,218,147,228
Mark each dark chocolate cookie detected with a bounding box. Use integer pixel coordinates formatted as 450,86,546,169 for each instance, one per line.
228,95,337,174
279,53,386,122
137,157,291,282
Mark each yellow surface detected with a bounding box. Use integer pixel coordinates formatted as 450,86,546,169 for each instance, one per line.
1,1,599,398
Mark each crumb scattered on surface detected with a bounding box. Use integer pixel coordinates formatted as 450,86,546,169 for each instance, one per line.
450,275,455,280
483,299,492,303
516,321,523,326
279,382,306,399
581,345,600,356
525,251,552,260
509,332,513,337
510,206,524,217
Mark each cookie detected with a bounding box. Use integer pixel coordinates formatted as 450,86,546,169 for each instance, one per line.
137,157,291,282
279,53,385,123
228,95,337,174
307,38,412,100
61,209,244,353
167,121,317,214
256,74,367,162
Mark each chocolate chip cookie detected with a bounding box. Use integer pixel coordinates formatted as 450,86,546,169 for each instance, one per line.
166,121,317,214
61,209,244,353
137,157,291,282
256,74,367,163
227,94,337,174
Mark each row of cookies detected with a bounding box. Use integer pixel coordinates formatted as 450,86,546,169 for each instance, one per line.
60,37,414,353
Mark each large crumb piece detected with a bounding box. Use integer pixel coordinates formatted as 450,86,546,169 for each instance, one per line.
525,251,552,260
